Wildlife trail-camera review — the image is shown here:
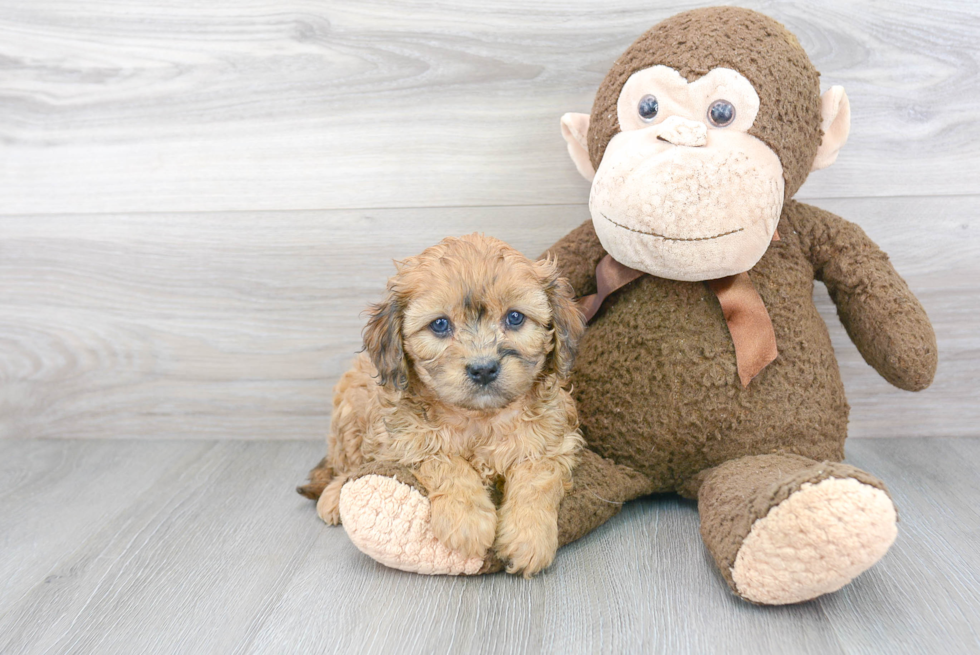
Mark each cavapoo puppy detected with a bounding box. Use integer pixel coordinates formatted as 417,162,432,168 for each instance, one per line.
298,233,586,576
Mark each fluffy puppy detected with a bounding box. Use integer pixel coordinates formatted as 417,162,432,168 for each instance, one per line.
299,233,586,576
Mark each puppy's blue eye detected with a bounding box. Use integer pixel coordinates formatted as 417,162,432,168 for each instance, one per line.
429,317,451,336
637,94,659,121
505,311,525,328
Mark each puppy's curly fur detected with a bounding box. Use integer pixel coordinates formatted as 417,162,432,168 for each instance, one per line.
298,233,586,576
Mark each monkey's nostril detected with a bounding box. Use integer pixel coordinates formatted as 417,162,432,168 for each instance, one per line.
466,360,500,386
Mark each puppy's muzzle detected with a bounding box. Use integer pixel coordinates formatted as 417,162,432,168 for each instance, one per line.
466,359,500,386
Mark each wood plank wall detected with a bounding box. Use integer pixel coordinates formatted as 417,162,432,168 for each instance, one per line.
1,0,977,439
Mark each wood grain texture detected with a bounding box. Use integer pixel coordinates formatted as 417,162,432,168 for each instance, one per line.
0,439,213,609
0,440,325,655
1,195,976,441
0,0,977,215
818,438,980,652
0,437,977,654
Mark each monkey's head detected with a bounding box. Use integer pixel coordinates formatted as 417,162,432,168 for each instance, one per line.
561,7,850,281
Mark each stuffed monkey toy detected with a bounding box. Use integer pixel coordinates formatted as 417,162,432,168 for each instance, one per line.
300,7,937,604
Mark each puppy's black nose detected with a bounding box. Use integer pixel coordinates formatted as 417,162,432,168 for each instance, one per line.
466,360,500,386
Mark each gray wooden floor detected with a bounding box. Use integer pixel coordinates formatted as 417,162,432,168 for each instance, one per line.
1,437,977,655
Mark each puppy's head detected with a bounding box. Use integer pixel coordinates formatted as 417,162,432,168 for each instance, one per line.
363,233,585,411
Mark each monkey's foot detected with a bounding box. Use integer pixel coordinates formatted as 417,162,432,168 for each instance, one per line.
339,474,489,575
731,477,897,604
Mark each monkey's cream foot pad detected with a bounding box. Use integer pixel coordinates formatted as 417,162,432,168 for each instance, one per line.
732,477,898,605
339,475,485,575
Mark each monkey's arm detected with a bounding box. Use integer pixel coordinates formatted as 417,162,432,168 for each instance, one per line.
787,201,937,391
540,220,606,297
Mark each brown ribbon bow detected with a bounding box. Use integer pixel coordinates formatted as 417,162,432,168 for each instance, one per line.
576,233,779,387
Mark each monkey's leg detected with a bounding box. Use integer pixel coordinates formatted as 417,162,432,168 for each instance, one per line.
556,448,656,548
337,449,653,575
695,453,898,604
338,461,490,575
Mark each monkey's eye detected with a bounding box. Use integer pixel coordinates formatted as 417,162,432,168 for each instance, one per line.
505,311,525,329
637,94,659,122
429,317,451,336
707,100,736,127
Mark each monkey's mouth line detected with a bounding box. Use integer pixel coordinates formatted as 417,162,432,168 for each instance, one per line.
600,213,744,242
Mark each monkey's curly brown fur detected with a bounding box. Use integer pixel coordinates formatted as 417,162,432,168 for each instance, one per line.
588,6,823,200
313,8,938,604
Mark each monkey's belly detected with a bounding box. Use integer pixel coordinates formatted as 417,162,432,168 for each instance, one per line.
569,272,848,492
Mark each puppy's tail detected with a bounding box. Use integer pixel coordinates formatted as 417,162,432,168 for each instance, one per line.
296,457,334,500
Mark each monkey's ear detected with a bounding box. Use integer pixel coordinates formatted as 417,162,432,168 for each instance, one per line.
812,86,850,171
561,112,596,181
362,285,409,390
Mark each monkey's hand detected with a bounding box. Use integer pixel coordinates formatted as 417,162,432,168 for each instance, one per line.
789,201,937,391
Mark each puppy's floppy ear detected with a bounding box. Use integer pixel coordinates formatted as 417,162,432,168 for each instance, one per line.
535,257,587,380
362,275,410,390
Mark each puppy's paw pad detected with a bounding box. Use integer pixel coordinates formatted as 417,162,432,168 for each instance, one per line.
732,477,898,604
339,475,485,575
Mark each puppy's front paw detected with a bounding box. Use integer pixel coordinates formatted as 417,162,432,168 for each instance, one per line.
496,510,559,578
429,491,497,559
